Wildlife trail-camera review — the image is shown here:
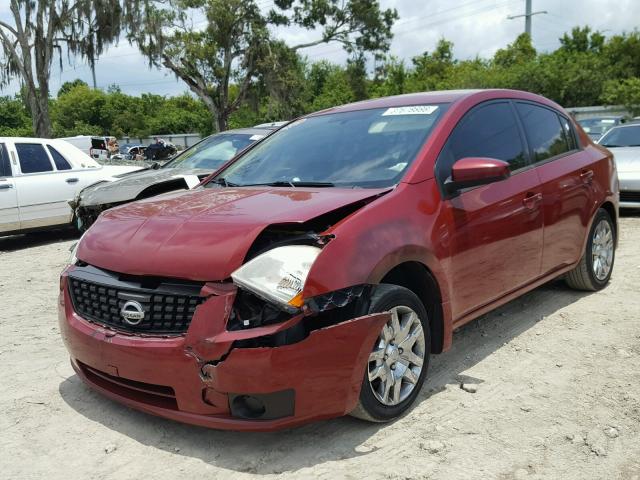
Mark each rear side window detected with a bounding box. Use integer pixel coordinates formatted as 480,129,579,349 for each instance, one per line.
0,143,11,177
437,102,527,181
16,143,53,174
47,145,72,170
516,103,570,163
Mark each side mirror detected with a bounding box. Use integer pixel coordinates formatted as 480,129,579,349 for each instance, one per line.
444,157,510,197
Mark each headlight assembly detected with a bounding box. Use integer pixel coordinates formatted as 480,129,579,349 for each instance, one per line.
231,245,322,310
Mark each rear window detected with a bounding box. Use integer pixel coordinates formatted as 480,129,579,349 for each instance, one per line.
516,103,570,163
47,145,72,170
16,143,54,174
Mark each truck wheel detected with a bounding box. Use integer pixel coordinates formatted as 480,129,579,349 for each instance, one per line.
565,208,615,291
350,284,430,422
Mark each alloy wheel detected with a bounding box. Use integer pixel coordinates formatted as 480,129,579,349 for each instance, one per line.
592,219,614,281
367,305,426,406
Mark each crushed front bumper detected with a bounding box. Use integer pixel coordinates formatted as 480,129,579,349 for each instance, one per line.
58,269,388,431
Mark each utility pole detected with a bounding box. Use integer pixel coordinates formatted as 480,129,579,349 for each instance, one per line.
507,0,547,37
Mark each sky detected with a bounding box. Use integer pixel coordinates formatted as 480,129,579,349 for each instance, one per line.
1,0,639,97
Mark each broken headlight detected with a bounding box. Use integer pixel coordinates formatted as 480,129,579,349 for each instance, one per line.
231,245,321,311
68,232,86,266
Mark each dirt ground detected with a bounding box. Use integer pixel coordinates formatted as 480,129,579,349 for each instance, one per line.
1,214,639,480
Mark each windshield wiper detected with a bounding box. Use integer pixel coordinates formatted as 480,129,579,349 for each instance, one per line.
240,181,335,188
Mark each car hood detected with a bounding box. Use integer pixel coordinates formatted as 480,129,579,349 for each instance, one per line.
609,147,640,173
78,167,211,206
77,186,389,281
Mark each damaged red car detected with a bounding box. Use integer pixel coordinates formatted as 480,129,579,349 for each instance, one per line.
59,89,618,430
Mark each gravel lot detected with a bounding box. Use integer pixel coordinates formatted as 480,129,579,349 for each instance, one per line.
1,215,639,480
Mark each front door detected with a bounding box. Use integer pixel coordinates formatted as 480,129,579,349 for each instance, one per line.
436,101,544,320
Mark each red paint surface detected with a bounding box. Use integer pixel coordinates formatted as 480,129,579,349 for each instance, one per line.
62,89,618,430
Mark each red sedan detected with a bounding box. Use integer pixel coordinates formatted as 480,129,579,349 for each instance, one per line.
59,89,618,430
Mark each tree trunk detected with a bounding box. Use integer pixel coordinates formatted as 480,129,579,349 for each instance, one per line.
216,113,228,132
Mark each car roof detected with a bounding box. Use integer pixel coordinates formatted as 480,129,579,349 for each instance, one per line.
309,89,564,116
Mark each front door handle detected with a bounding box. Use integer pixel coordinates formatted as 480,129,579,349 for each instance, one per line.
523,192,542,210
0,182,13,189
580,170,594,184
66,177,79,184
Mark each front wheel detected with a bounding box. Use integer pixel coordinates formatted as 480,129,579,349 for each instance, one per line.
565,208,615,291
350,285,430,422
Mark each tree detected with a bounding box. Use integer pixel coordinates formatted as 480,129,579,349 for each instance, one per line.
0,0,127,137
601,77,640,116
128,0,397,131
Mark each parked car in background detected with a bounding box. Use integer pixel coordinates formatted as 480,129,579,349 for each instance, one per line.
577,116,625,141
598,123,640,208
0,138,141,235
59,135,118,161
144,138,178,160
112,144,146,161
72,126,278,230
60,90,617,431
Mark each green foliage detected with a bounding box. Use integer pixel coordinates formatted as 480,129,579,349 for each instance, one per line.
601,77,640,116
0,95,33,136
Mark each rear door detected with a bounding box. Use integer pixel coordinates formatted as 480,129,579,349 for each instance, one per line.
0,142,20,232
437,101,544,320
12,141,76,228
514,102,594,274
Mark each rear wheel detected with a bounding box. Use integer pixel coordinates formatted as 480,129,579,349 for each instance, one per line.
565,208,615,291
350,285,430,422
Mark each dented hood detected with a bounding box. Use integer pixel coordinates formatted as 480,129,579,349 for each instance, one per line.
78,167,211,206
78,186,388,281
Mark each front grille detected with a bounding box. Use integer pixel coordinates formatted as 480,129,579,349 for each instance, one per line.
68,265,204,334
620,191,640,203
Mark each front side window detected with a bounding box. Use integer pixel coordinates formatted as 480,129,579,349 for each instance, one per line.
47,145,72,170
436,102,527,182
211,104,449,188
16,143,53,174
599,125,640,148
516,103,570,163
0,143,11,177
166,133,259,171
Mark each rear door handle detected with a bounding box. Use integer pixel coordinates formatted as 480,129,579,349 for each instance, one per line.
0,183,13,189
580,170,594,184
523,192,542,210
66,177,79,184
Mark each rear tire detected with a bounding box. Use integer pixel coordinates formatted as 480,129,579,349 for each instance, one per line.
350,284,430,422
565,208,615,291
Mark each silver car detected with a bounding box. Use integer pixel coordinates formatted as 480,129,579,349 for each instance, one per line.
71,126,279,230
598,123,640,209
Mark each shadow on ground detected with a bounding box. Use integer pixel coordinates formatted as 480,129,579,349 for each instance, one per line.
58,279,589,475
0,227,79,252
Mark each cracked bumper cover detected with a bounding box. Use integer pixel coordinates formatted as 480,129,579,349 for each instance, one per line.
58,270,389,431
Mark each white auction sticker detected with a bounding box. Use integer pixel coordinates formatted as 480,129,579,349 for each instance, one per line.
249,134,266,140
382,105,438,116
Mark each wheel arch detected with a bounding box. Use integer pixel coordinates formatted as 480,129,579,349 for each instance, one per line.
378,261,446,354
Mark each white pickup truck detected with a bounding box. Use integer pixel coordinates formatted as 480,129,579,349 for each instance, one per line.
0,137,141,235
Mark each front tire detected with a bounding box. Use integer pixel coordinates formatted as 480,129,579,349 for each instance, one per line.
565,208,615,291
350,285,430,422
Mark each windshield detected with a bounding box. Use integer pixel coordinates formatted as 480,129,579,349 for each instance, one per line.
599,125,640,147
210,104,449,188
165,133,261,170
